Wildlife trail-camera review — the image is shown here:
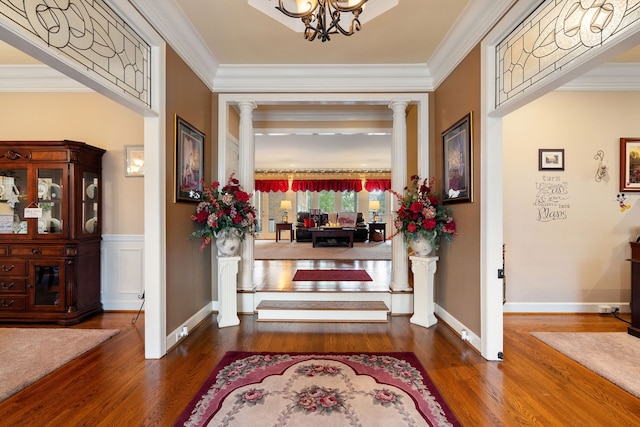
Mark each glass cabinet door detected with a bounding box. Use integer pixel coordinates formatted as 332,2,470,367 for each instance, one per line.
37,169,64,235
82,172,99,235
0,169,28,235
30,261,64,310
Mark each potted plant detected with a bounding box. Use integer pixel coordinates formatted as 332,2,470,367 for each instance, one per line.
189,174,257,255
390,175,457,256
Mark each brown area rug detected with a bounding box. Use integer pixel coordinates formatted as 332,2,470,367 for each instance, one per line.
532,332,640,398
292,269,372,282
175,352,460,426
0,328,119,402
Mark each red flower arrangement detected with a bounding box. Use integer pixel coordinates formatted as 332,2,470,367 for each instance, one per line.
390,175,457,250
189,174,257,251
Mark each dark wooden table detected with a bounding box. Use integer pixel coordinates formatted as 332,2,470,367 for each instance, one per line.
368,222,386,242
310,228,354,247
275,222,293,242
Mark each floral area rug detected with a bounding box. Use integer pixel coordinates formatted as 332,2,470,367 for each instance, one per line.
175,352,460,427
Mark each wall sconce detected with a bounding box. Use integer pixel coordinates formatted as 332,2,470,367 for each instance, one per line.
369,200,380,223
594,150,607,182
280,200,292,223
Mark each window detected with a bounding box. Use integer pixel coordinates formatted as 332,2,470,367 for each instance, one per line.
254,191,262,232
341,191,356,212
319,190,335,213
296,190,312,213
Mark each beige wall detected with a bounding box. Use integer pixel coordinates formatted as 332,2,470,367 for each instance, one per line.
504,91,640,308
165,46,216,332
0,92,144,235
433,45,482,334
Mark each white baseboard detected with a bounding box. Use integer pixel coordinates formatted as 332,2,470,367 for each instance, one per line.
503,302,631,313
166,303,212,350
435,304,482,354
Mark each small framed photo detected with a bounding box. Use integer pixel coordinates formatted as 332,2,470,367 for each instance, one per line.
620,138,640,192
538,149,564,171
442,112,472,204
175,115,204,202
124,145,144,177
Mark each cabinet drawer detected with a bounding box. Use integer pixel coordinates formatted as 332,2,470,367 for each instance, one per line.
0,279,26,293
0,261,27,277
9,247,64,257
0,296,27,311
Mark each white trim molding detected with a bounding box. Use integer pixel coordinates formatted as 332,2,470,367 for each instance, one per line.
213,64,432,93
101,234,145,311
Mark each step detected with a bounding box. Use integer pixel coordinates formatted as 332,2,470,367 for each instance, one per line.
255,300,389,322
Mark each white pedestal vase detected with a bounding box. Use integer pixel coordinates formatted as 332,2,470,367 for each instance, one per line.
217,256,240,328
215,229,242,256
409,237,433,257
409,255,439,328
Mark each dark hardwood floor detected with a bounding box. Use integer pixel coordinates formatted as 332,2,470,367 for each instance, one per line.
1,261,639,426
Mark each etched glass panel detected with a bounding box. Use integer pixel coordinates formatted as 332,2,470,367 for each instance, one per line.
496,0,640,108
0,0,151,107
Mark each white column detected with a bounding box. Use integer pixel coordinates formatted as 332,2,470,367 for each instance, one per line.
410,256,439,328
238,101,257,292
217,256,241,328
389,101,410,292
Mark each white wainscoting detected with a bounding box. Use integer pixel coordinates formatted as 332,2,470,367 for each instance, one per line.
101,234,145,311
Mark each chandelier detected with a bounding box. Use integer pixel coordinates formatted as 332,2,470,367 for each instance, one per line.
275,0,369,42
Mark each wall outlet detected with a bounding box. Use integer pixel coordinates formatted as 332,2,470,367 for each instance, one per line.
598,305,612,314
176,326,189,340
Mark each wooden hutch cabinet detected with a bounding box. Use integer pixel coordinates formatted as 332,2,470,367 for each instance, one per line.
0,140,105,325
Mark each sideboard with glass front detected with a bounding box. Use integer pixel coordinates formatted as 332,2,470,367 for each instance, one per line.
0,140,105,325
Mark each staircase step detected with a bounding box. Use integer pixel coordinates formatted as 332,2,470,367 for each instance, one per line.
256,300,389,322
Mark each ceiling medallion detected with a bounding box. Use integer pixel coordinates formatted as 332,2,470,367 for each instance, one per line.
275,0,368,42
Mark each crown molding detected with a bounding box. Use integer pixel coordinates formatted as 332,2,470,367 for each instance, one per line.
556,63,640,91
2,62,638,94
130,0,219,90
0,65,90,92
213,63,432,93
428,0,518,89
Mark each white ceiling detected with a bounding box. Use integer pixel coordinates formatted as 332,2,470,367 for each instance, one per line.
173,0,469,65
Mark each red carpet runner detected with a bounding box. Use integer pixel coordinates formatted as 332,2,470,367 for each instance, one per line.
292,269,372,281
175,351,461,426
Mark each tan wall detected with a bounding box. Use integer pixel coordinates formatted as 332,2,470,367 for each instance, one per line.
0,92,144,235
433,45,482,334
165,46,216,332
504,91,640,308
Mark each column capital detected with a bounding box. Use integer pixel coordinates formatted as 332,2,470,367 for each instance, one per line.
237,101,257,112
388,100,409,113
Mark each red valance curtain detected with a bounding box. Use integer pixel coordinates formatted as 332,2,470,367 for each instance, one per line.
365,179,391,192
291,179,363,192
255,179,289,193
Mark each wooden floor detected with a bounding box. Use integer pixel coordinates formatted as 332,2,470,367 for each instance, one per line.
254,259,393,291
1,260,639,426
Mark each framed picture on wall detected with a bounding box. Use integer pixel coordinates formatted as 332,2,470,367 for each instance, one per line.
620,138,640,192
538,149,564,171
124,145,144,177
442,112,472,204
175,115,205,202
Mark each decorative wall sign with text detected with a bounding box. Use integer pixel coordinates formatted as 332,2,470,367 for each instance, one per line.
534,176,570,222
